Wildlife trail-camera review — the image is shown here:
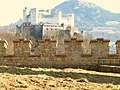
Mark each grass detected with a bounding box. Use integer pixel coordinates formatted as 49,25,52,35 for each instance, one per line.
0,66,120,89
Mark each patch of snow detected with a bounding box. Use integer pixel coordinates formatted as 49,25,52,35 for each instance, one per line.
97,10,100,13
116,31,120,34
105,21,120,26
78,0,93,7
74,6,79,9
91,29,116,34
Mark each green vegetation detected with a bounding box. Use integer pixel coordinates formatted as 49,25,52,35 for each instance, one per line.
0,66,120,89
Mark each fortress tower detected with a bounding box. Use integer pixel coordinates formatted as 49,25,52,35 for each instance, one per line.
23,7,27,20
16,7,76,41
67,13,74,27
22,7,75,28
57,11,62,25
30,8,39,25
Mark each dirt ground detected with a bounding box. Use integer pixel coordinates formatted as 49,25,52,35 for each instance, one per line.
0,66,120,90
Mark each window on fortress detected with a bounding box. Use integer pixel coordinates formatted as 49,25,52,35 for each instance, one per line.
46,28,48,30
51,28,53,30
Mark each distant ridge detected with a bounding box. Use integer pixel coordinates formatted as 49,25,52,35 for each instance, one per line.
52,0,120,30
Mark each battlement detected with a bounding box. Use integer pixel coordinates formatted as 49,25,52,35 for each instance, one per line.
21,22,31,27
90,38,110,43
13,39,32,56
0,38,118,56
115,40,120,44
0,38,120,68
64,38,83,42
39,39,57,43
0,40,8,55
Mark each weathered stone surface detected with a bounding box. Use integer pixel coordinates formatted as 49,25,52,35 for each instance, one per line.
0,38,120,72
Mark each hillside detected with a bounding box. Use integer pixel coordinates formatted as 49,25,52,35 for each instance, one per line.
52,0,120,30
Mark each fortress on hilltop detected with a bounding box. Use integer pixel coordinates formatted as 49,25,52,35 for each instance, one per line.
22,7,74,28
16,7,78,41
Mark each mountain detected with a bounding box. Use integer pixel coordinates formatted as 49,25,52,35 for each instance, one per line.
52,0,120,31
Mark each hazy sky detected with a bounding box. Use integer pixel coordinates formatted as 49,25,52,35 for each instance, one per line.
0,0,120,25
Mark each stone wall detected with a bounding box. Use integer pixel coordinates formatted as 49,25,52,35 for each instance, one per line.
99,65,120,73
0,38,120,69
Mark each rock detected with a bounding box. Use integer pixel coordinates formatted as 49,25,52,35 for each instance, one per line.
76,78,89,83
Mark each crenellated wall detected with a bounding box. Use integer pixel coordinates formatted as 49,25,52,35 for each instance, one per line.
0,40,7,55
116,40,120,56
13,39,32,56
90,38,110,58
0,38,120,68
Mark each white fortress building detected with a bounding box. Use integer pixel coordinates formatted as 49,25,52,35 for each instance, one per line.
16,7,79,40
22,7,74,30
